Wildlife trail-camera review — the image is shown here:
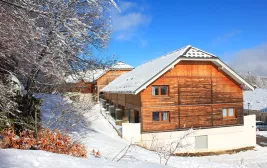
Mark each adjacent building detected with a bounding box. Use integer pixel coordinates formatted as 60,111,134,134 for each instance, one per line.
95,62,134,97
65,69,105,93
64,61,133,95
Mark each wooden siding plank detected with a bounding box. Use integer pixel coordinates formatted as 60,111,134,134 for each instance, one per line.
140,61,244,132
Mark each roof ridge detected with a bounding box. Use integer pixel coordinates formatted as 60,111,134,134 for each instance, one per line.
183,46,217,57
162,45,189,57
135,45,188,68
110,61,134,69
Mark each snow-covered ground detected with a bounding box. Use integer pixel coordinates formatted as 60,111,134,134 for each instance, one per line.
1,94,267,168
0,149,163,168
257,131,267,138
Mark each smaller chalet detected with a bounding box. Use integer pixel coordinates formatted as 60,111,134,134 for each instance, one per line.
65,61,133,95
100,45,256,153
65,69,105,93
95,61,134,97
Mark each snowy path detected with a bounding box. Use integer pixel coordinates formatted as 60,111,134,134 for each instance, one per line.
1,102,267,168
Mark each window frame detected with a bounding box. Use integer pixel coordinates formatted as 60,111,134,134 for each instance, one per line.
152,111,170,123
222,108,236,119
152,85,169,96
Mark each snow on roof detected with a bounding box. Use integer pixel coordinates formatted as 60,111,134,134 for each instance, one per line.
244,88,267,112
94,61,134,81
65,69,106,83
101,45,254,94
110,61,134,70
182,46,216,58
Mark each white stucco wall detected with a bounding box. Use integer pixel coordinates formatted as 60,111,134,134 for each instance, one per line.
122,123,141,143
122,115,256,153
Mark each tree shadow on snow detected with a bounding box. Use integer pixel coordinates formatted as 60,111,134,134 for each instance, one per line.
35,93,98,135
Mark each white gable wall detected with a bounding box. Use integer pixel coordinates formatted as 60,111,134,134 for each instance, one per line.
122,115,256,153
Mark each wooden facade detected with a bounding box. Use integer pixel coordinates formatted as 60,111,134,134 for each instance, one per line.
103,61,244,132
69,80,93,93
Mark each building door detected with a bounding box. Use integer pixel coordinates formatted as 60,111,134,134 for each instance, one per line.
134,110,140,123
129,110,140,123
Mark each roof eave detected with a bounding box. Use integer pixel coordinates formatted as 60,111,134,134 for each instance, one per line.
133,57,218,94
109,68,134,71
214,59,255,91
100,90,135,95
133,57,254,94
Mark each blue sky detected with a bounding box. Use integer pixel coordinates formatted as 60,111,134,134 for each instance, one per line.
100,0,267,75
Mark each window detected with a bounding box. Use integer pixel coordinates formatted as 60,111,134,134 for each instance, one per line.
152,86,169,96
222,108,236,119
161,86,168,95
152,112,169,122
152,86,159,95
152,112,160,121
161,112,169,121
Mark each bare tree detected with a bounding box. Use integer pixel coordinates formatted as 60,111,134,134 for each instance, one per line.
0,0,118,130
112,138,135,162
1,0,117,90
240,72,267,88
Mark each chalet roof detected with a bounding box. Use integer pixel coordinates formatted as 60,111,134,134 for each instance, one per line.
110,61,134,70
94,61,134,80
65,62,133,83
101,45,254,94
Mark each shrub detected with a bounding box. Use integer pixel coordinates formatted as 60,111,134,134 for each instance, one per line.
0,126,87,158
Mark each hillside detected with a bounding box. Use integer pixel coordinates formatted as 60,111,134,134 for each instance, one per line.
1,94,267,168
244,89,267,111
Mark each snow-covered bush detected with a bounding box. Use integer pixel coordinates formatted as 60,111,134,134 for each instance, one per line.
0,73,34,131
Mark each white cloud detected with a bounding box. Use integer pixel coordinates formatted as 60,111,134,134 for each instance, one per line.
212,30,241,45
118,1,137,13
111,1,150,42
229,43,267,76
112,12,148,31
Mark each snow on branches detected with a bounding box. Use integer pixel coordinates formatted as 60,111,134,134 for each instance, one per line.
0,0,117,90
0,0,118,130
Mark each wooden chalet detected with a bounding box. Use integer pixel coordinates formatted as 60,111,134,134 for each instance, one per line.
101,45,254,133
68,80,93,93
65,69,105,94
95,61,134,97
